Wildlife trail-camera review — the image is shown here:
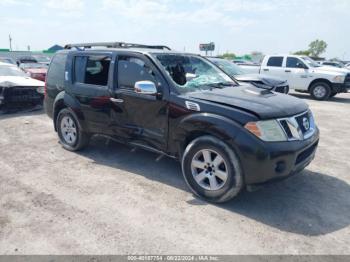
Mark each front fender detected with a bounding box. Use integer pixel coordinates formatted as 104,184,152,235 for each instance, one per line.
170,112,245,155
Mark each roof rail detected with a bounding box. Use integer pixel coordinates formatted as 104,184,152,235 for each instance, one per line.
64,42,171,50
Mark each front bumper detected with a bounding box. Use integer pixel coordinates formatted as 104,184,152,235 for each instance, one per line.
233,127,320,185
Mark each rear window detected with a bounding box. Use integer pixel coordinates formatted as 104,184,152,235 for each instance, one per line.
47,53,67,87
73,55,111,86
267,57,283,67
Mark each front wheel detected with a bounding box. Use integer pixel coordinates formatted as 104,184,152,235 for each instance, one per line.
181,136,243,203
56,108,90,151
310,82,331,100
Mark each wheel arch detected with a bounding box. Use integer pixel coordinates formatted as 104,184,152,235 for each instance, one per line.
172,113,244,158
53,91,85,131
308,78,333,92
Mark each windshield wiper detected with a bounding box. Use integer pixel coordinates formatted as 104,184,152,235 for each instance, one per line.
206,82,236,89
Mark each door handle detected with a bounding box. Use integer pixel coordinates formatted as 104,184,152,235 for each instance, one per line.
285,70,291,73
263,69,269,71
110,98,124,103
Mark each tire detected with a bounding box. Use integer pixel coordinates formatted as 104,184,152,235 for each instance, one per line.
310,82,331,100
181,135,243,203
56,108,90,151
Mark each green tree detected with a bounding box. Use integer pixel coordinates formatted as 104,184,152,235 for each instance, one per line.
308,39,327,57
293,50,311,56
219,52,236,60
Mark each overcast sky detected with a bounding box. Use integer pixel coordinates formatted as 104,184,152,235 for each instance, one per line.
0,0,349,59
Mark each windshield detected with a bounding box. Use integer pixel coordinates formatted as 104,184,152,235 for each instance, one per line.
210,59,246,76
153,54,236,92
301,56,321,67
20,63,47,69
0,65,28,77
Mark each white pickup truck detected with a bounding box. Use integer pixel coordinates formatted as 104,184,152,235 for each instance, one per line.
241,55,350,100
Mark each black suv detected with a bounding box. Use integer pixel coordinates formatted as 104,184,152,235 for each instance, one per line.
44,42,319,203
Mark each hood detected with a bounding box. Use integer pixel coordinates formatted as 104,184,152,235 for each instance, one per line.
0,76,45,88
315,66,350,75
235,73,286,86
188,85,308,119
24,68,47,74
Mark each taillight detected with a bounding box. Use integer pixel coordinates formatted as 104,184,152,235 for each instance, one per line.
44,81,47,97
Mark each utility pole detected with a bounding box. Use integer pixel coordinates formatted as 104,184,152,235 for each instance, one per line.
9,34,12,51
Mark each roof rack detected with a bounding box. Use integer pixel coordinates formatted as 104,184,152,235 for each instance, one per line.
64,42,171,51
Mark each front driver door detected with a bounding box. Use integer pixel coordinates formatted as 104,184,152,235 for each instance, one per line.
284,56,310,90
110,53,169,152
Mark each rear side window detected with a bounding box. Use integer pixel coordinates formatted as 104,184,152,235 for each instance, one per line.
117,56,156,90
47,53,67,87
74,55,111,86
267,56,283,67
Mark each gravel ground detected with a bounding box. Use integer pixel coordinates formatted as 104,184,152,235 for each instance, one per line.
0,93,349,255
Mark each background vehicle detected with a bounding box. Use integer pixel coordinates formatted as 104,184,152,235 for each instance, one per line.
209,57,289,94
0,57,16,65
0,62,44,109
45,42,319,203
16,56,38,66
19,63,48,82
319,61,345,68
259,55,350,100
33,55,52,66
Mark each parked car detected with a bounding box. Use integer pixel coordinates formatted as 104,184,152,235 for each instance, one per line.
19,63,48,82
0,62,44,108
16,56,38,66
33,55,52,66
208,57,289,94
319,61,345,68
259,55,350,100
0,57,16,65
44,42,319,203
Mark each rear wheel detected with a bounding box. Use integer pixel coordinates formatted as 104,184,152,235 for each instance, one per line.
181,136,243,203
310,82,331,100
56,108,90,151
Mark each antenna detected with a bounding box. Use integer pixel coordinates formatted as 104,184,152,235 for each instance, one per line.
9,34,12,51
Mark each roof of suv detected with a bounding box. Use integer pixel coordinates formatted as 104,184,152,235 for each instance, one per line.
58,42,197,56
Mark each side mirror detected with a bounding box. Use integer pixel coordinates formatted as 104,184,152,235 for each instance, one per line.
296,62,308,69
134,81,157,95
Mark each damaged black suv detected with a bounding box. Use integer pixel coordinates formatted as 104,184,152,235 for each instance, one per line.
45,42,319,203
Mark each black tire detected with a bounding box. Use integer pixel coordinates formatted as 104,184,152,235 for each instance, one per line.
310,82,331,100
56,108,90,151
181,135,243,203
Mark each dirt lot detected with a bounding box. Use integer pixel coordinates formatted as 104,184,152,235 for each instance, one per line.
0,93,349,255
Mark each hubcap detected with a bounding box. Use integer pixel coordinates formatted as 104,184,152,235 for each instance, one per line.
191,149,228,191
313,85,326,98
60,116,77,145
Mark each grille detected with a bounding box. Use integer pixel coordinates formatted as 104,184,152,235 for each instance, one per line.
274,85,289,94
3,87,42,103
278,111,315,141
295,112,310,134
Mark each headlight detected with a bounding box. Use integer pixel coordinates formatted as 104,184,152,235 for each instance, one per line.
245,120,287,142
333,75,345,83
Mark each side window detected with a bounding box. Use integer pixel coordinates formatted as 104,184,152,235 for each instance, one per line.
117,56,156,90
47,53,67,86
73,55,111,86
286,57,305,68
267,56,283,67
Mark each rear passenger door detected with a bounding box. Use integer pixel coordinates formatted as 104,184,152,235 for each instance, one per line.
69,53,114,133
261,56,286,79
110,53,169,152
